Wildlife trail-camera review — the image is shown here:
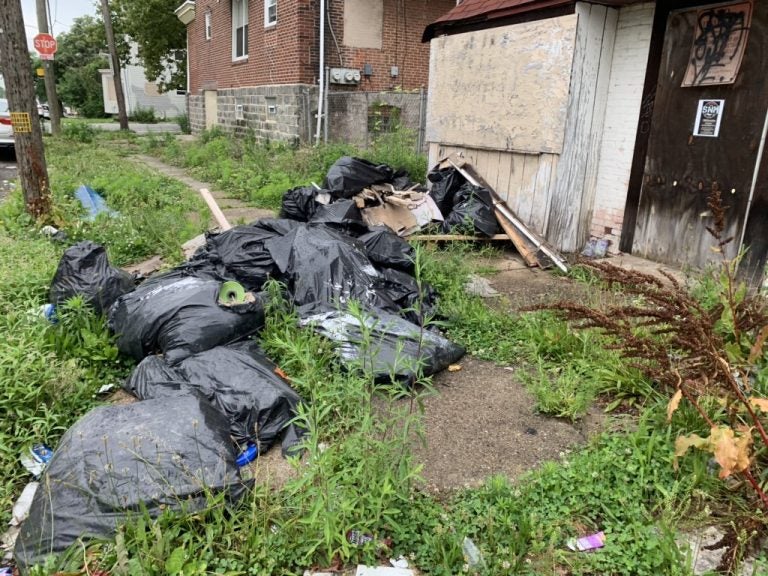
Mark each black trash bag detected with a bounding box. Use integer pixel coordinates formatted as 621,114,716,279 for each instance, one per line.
14,394,245,574
392,170,414,191
441,183,500,237
427,167,466,217
358,227,414,271
203,219,300,291
122,354,185,398
126,342,303,454
280,186,320,222
49,241,134,315
373,268,439,325
324,156,394,198
301,308,464,384
309,199,367,234
265,223,397,313
108,274,265,365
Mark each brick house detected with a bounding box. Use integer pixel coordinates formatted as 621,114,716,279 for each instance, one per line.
175,0,455,144
424,0,768,285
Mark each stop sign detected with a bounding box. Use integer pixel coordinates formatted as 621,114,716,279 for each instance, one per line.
33,33,57,60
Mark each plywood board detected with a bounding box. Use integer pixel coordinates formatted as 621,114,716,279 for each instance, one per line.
344,0,383,49
426,15,578,154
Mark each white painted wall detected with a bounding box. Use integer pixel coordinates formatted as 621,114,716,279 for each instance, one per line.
590,2,656,251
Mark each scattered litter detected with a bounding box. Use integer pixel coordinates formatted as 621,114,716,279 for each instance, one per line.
389,556,409,569
19,444,53,478
96,383,115,395
236,443,259,467
35,303,57,324
0,565,12,575
566,531,605,552
355,566,413,576
347,530,374,546
74,184,119,220
49,241,135,316
218,280,247,305
14,395,247,572
39,225,63,239
448,364,462,372
303,572,336,576
10,482,38,526
464,274,500,298
462,536,484,568
581,238,611,259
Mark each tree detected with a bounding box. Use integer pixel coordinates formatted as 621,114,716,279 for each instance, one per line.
112,0,186,92
53,16,110,117
0,0,51,218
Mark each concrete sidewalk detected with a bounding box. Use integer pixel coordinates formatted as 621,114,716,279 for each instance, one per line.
90,122,182,134
130,154,274,226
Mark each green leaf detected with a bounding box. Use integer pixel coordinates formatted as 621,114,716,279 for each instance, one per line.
165,546,187,576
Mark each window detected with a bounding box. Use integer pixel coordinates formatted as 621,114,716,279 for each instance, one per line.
205,11,212,40
265,0,276,26
232,0,249,60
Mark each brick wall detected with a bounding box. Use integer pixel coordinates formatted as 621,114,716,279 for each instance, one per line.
590,3,656,251
325,0,455,92
185,0,453,141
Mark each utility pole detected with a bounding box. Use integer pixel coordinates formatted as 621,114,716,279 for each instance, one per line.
0,0,51,218
100,0,128,130
35,0,61,134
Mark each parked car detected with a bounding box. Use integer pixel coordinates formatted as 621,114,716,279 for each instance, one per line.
37,103,50,120
0,99,13,149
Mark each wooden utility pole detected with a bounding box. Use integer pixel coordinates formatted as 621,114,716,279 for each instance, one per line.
0,0,51,218
35,0,62,134
100,0,128,130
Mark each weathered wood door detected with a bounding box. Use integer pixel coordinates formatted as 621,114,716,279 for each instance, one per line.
632,1,768,271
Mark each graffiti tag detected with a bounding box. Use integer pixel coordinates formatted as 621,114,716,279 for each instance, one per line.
682,1,752,87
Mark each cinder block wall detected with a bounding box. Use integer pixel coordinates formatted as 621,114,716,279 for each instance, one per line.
590,3,656,251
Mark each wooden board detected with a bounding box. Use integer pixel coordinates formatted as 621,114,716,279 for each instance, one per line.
426,15,577,154
632,2,768,271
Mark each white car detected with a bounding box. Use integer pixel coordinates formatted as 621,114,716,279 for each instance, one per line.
0,99,13,149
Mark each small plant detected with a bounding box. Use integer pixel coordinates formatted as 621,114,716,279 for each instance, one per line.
175,112,191,134
61,122,96,143
129,105,158,123
544,189,768,512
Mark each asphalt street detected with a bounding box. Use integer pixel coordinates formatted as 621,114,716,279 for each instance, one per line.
0,148,17,202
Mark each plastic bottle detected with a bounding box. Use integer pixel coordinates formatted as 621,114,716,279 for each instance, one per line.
235,443,259,467
40,303,57,324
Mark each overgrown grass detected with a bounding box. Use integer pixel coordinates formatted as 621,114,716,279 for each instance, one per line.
0,133,208,520
2,133,756,575
142,125,427,211
1,135,207,265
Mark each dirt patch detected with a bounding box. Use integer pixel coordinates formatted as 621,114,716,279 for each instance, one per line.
414,356,602,492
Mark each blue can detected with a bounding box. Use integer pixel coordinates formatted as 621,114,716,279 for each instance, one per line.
236,443,259,467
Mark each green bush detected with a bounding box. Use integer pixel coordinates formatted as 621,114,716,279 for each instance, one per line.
61,122,97,143
129,105,158,123
175,112,191,134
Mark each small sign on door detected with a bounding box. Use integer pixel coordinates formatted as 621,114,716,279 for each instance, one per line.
693,99,724,137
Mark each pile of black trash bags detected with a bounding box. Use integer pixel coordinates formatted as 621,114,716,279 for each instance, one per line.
15,157,468,573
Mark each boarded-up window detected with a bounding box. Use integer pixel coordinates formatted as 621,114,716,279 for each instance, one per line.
343,0,382,49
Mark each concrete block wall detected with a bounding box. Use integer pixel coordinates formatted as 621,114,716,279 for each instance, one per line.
188,94,206,131
189,84,317,144
590,2,655,252
326,90,425,148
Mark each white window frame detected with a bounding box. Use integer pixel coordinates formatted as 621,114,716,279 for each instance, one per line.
205,11,212,40
264,0,276,27
232,0,249,61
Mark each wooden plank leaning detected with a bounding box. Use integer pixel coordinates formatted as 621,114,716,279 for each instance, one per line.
199,188,232,231
443,155,569,274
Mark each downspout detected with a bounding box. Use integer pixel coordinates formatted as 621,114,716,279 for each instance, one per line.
737,103,768,261
315,0,325,145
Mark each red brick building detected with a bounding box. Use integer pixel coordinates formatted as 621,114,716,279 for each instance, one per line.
175,0,455,143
